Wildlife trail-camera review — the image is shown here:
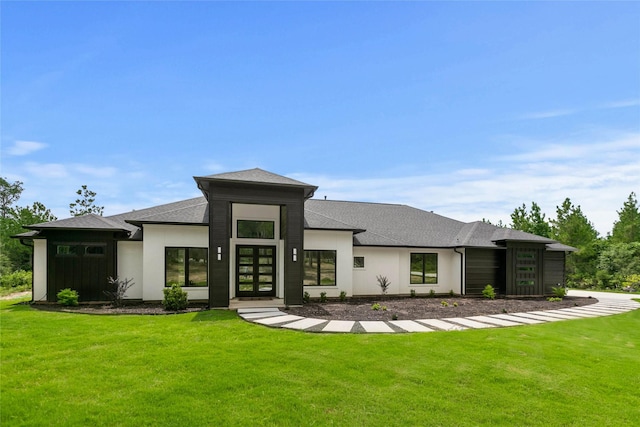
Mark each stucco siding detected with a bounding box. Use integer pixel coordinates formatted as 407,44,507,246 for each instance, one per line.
33,239,47,302
142,224,209,301
117,241,143,299
303,230,353,298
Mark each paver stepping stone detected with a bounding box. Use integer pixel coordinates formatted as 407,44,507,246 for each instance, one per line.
323,320,356,333
282,318,327,330
467,315,522,327
529,310,580,319
416,319,466,331
445,317,495,329
490,313,544,324
359,321,396,333
389,320,433,332
240,311,288,320
254,315,303,325
237,307,281,314
552,309,600,317
507,312,563,322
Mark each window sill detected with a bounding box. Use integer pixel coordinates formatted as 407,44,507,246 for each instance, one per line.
409,284,439,287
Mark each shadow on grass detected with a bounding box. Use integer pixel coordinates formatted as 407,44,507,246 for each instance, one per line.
191,309,239,322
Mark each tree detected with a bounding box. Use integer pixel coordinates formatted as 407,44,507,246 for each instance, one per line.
0,178,24,219
1,202,58,271
69,185,104,217
510,202,551,238
550,198,599,247
610,192,640,244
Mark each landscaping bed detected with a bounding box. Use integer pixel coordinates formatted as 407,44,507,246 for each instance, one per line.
284,296,597,321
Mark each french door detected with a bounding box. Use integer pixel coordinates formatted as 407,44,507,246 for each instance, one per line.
236,246,276,297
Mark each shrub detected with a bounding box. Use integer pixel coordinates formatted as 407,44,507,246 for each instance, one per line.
441,301,449,307
320,292,327,303
371,303,381,311
57,288,79,306
551,285,567,299
547,297,562,302
453,302,458,307
339,291,347,302
163,284,188,311
449,290,455,297
428,289,436,298
410,289,416,298
103,276,135,307
382,305,387,311
482,284,495,300
376,275,391,295
303,291,310,304
391,314,398,320
0,270,32,289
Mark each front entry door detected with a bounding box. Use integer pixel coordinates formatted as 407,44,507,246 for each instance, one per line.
236,246,276,297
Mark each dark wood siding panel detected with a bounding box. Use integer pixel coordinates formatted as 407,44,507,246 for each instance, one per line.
209,199,231,307
465,249,505,296
544,251,566,294
284,198,304,306
505,243,546,296
45,231,116,302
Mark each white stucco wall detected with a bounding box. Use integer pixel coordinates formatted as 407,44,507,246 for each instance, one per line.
32,239,47,302
303,230,353,298
353,247,463,296
117,241,143,299
142,224,209,301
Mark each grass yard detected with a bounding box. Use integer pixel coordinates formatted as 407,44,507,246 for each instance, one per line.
1,298,639,426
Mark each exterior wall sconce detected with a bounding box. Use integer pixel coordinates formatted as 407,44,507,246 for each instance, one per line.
217,246,222,261
293,248,297,262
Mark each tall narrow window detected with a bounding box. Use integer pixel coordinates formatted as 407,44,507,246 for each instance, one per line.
303,250,337,286
410,253,438,284
165,247,208,287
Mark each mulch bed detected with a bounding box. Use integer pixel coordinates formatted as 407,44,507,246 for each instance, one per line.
284,296,597,321
27,295,597,319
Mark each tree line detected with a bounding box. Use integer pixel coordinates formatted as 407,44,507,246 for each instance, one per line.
485,193,640,290
0,178,103,274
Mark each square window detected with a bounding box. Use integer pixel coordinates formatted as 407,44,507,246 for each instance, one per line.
353,256,365,268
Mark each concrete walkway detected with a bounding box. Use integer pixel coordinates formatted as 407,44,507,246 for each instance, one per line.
237,290,640,333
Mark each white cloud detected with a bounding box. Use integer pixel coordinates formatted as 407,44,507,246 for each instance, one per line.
518,109,576,120
74,165,118,178
6,140,47,156
23,162,69,178
600,99,640,109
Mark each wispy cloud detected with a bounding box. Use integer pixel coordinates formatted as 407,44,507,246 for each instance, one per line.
600,99,640,109
518,109,577,120
6,140,48,156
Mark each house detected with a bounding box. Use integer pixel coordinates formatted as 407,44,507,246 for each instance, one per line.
16,168,573,306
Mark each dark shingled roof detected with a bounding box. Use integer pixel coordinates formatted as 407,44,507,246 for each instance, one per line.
27,214,130,232
194,168,318,199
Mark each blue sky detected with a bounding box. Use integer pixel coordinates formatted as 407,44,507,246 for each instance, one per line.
2,1,639,235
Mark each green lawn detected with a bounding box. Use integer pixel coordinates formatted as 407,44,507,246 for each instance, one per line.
1,298,638,426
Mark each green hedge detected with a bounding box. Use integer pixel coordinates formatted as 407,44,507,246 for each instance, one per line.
0,270,32,289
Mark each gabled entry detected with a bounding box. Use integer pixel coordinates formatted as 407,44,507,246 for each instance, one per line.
236,246,276,297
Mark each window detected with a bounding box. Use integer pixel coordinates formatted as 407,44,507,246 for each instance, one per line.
353,256,365,269
237,220,275,239
410,253,438,284
56,245,79,256
84,245,105,256
165,247,208,287
304,250,336,286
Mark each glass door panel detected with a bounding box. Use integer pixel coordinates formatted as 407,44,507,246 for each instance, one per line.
236,246,276,297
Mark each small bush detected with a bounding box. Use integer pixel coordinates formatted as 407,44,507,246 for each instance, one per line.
57,288,79,306
453,302,458,307
428,289,436,298
441,301,449,307
410,289,416,298
339,291,347,302
303,291,310,304
320,292,327,303
392,314,398,320
547,297,562,302
382,305,387,311
163,284,188,311
371,303,381,311
449,290,455,297
551,285,567,299
376,275,391,295
482,284,495,300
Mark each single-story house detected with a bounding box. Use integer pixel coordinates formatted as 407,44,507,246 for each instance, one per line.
16,168,574,306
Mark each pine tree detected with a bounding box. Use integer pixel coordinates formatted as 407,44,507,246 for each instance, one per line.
610,192,640,243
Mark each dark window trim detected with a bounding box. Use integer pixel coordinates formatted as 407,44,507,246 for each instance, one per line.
410,253,438,284
304,250,337,286
165,246,208,288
